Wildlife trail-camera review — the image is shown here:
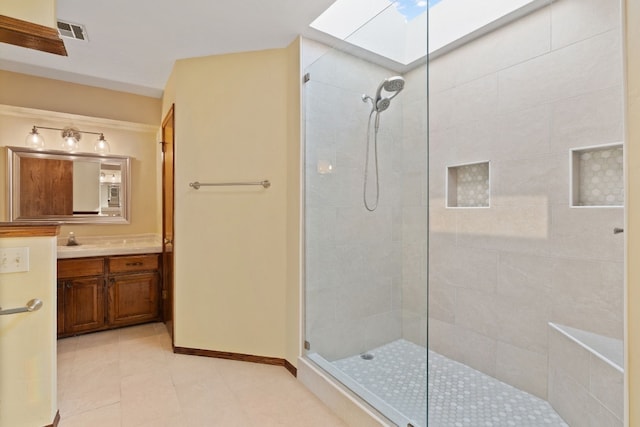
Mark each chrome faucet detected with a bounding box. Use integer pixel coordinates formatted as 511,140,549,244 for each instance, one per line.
66,232,79,246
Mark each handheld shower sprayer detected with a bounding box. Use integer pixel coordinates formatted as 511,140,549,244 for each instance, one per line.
361,76,406,212
361,76,405,113
375,76,405,103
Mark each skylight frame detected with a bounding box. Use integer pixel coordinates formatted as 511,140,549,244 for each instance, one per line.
309,0,553,66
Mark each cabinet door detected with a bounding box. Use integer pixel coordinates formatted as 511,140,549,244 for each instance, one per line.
108,272,160,327
63,277,106,334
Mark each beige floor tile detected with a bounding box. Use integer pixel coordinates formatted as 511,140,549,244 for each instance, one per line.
135,412,189,427
176,380,255,426
168,353,224,387
59,360,121,418
119,336,171,377
120,370,182,427
57,336,78,355
215,357,294,392
76,328,119,349
119,322,163,343
57,322,346,427
235,375,347,427
58,403,121,427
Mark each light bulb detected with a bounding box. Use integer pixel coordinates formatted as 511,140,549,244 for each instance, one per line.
94,134,110,154
61,127,80,152
61,136,79,151
25,126,45,149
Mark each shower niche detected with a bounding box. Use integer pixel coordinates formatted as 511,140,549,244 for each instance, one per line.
446,161,490,208
571,144,623,207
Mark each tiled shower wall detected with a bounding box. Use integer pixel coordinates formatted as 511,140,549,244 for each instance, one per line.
400,65,429,346
428,0,624,400
304,45,428,360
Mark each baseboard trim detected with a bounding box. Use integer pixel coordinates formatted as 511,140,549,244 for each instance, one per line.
44,410,60,427
284,359,298,377
173,346,297,377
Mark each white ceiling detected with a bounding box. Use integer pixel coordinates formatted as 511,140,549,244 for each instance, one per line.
0,0,337,98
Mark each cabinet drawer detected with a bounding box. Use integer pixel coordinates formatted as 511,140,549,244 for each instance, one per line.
109,254,159,273
58,258,105,279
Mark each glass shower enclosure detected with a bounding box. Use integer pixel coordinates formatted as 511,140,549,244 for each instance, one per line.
303,0,625,426
302,2,429,425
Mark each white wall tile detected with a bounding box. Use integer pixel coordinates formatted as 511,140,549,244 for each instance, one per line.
551,259,624,340
496,252,553,306
547,29,622,103
495,341,548,399
548,366,591,426
493,294,550,355
548,327,591,388
491,155,566,206
549,206,624,263
493,104,552,161
550,86,624,153
589,354,624,419
426,278,456,323
428,0,623,407
429,243,498,293
587,395,624,427
452,74,499,125
551,0,621,50
497,52,555,114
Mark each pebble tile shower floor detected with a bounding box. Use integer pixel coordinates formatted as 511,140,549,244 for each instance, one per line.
334,339,568,427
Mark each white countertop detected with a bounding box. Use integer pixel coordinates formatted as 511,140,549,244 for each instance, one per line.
57,234,162,259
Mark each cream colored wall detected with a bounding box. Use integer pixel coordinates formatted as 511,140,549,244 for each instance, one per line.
625,0,639,424
0,70,161,126
169,46,298,361
0,0,55,27
0,234,57,427
0,72,162,237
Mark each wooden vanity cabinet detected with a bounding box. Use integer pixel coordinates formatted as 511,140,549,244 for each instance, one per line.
57,254,161,337
57,258,106,336
108,255,160,328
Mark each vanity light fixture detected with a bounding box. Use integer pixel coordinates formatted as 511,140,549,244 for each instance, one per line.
25,126,45,149
25,125,111,154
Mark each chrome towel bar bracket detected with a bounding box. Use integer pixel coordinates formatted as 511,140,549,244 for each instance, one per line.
0,298,43,315
189,180,271,190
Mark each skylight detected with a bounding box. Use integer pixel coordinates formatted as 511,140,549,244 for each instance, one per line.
309,0,550,66
394,0,441,21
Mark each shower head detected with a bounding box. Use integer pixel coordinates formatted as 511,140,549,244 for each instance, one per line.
376,98,391,113
375,76,405,102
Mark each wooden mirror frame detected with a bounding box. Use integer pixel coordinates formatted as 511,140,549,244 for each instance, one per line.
7,146,131,224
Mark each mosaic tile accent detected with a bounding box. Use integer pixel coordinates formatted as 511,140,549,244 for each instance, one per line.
333,339,567,427
448,162,490,207
575,146,623,206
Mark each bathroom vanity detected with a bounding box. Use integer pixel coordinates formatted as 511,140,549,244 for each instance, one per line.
56,235,163,338
57,254,161,337
4,146,165,337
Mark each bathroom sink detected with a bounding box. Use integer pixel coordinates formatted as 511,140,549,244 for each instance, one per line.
56,234,162,259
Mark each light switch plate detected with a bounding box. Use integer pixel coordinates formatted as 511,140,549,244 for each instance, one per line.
0,247,29,273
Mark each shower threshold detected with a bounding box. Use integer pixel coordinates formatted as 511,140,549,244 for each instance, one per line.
310,339,568,427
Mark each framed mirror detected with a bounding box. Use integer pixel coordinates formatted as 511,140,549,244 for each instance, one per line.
7,146,131,224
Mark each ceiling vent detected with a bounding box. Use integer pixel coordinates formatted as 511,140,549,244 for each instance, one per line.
56,20,88,41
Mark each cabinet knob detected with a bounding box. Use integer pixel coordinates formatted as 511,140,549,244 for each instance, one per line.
66,281,72,289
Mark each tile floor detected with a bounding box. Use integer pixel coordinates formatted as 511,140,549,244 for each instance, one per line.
334,339,568,427
57,322,348,427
